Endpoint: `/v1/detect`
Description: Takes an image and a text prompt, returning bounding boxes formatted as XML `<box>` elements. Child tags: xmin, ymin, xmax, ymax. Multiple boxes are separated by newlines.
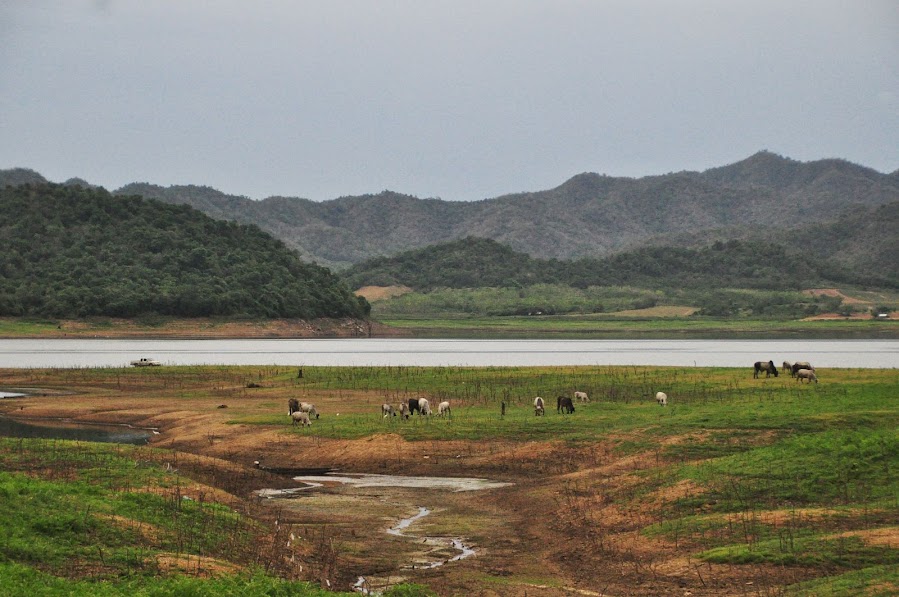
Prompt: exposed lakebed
<box><xmin>258</xmin><ymin>472</ymin><xmax>512</xmax><ymax>593</ymax></box>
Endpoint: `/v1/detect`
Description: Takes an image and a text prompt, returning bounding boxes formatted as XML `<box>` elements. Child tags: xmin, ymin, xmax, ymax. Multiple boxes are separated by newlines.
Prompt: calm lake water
<box><xmin>0</xmin><ymin>338</ymin><xmax>896</xmax><ymax>368</ymax></box>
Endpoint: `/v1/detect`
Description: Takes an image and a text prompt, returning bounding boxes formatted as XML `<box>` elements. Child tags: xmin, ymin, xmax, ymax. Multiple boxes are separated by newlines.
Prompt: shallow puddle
<box><xmin>257</xmin><ymin>472</ymin><xmax>511</xmax><ymax>499</ymax></box>
<box><xmin>0</xmin><ymin>416</ymin><xmax>155</xmax><ymax>445</ymax></box>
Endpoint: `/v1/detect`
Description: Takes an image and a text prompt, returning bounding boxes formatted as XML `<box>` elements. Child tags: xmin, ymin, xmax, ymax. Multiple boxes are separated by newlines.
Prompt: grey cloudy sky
<box><xmin>2</xmin><ymin>1</ymin><xmax>897</xmax><ymax>201</ymax></box>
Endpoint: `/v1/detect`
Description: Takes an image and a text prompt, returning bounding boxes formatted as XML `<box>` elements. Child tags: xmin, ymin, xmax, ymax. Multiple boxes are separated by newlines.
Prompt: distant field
<box><xmin>378</xmin><ymin>314</ymin><xmax>899</xmax><ymax>338</ymax></box>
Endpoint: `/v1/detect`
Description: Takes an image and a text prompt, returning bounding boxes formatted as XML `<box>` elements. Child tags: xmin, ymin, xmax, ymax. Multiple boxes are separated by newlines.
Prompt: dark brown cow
<box><xmin>557</xmin><ymin>396</ymin><xmax>575</xmax><ymax>414</ymax></box>
<box><xmin>753</xmin><ymin>361</ymin><xmax>779</xmax><ymax>379</ymax></box>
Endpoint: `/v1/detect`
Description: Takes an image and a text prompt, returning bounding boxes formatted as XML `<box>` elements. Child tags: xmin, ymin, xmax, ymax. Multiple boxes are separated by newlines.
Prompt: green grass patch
<box><xmin>678</xmin><ymin>429</ymin><xmax>899</xmax><ymax>510</ymax></box>
<box><xmin>698</xmin><ymin>535</ymin><xmax>899</xmax><ymax>569</ymax></box>
<box><xmin>783</xmin><ymin>564</ymin><xmax>899</xmax><ymax>596</ymax></box>
<box><xmin>0</xmin><ymin>438</ymin><xmax>325</xmax><ymax>593</ymax></box>
<box><xmin>0</xmin><ymin>562</ymin><xmax>349</xmax><ymax>596</ymax></box>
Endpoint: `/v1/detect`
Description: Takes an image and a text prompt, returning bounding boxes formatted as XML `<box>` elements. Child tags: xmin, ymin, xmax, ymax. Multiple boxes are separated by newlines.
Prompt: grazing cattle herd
<box><xmin>283</xmin><ymin>359</ymin><xmax>818</xmax><ymax>426</ymax></box>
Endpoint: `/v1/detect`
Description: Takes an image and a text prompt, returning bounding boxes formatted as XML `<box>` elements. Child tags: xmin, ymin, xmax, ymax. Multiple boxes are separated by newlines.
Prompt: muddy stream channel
<box><xmin>257</xmin><ymin>473</ymin><xmax>513</xmax><ymax>595</ymax></box>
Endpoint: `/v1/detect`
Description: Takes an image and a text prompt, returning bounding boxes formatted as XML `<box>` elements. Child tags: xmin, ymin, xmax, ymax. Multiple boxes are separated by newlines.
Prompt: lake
<box><xmin>0</xmin><ymin>338</ymin><xmax>897</xmax><ymax>368</ymax></box>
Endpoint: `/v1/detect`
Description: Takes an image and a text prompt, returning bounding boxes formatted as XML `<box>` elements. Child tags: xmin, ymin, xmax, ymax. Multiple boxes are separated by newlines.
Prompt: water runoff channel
<box><xmin>257</xmin><ymin>473</ymin><xmax>513</xmax><ymax>594</ymax></box>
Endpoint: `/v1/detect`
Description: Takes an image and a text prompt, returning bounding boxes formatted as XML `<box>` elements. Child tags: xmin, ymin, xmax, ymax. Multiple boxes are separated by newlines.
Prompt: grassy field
<box><xmin>378</xmin><ymin>314</ymin><xmax>899</xmax><ymax>338</ymax></box>
<box><xmin>0</xmin><ymin>364</ymin><xmax>897</xmax><ymax>595</ymax></box>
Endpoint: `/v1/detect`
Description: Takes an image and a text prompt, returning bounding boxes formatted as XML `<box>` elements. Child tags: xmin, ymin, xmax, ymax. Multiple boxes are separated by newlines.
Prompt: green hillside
<box><xmin>342</xmin><ymin>236</ymin><xmax>878</xmax><ymax>292</ymax></box>
<box><xmin>0</xmin><ymin>184</ymin><xmax>369</xmax><ymax>319</ymax></box>
<box><xmin>4</xmin><ymin>153</ymin><xmax>897</xmax><ymax>271</ymax></box>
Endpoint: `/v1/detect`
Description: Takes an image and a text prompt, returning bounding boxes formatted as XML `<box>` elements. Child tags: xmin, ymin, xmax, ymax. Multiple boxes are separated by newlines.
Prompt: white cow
<box><xmin>382</xmin><ymin>403</ymin><xmax>396</xmax><ymax>418</ymax></box>
<box><xmin>574</xmin><ymin>391</ymin><xmax>589</xmax><ymax>403</ymax></box>
<box><xmin>534</xmin><ymin>396</ymin><xmax>545</xmax><ymax>416</ymax></box>
<box><xmin>796</xmin><ymin>369</ymin><xmax>818</xmax><ymax>384</ymax></box>
<box><xmin>437</xmin><ymin>401</ymin><xmax>451</xmax><ymax>416</ymax></box>
<box><xmin>655</xmin><ymin>392</ymin><xmax>668</xmax><ymax>406</ymax></box>
<box><xmin>299</xmin><ymin>402</ymin><xmax>319</xmax><ymax>419</ymax></box>
<box><xmin>290</xmin><ymin>411</ymin><xmax>311</xmax><ymax>427</ymax></box>
<box><xmin>418</xmin><ymin>397</ymin><xmax>431</xmax><ymax>416</ymax></box>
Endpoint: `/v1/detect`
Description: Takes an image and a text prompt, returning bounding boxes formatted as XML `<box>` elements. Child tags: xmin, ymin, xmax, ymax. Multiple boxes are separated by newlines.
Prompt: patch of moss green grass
<box><xmin>677</xmin><ymin>429</ymin><xmax>899</xmax><ymax>510</ymax></box>
<box><xmin>782</xmin><ymin>564</ymin><xmax>899</xmax><ymax>596</ymax></box>
<box><xmin>0</xmin><ymin>317</ymin><xmax>61</xmax><ymax>336</ymax></box>
<box><xmin>698</xmin><ymin>535</ymin><xmax>899</xmax><ymax>568</ymax></box>
<box><xmin>0</xmin><ymin>438</ymin><xmax>347</xmax><ymax>595</ymax></box>
<box><xmin>0</xmin><ymin>562</ymin><xmax>348</xmax><ymax>596</ymax></box>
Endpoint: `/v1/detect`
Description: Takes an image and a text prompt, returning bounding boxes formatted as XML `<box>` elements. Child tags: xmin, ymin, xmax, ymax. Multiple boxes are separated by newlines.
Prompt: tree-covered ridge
<box><xmin>0</xmin><ymin>184</ymin><xmax>369</xmax><ymax>319</ymax></box>
<box><xmin>4</xmin><ymin>152</ymin><xmax>897</xmax><ymax>271</ymax></box>
<box><xmin>342</xmin><ymin>236</ymin><xmax>892</xmax><ymax>292</ymax></box>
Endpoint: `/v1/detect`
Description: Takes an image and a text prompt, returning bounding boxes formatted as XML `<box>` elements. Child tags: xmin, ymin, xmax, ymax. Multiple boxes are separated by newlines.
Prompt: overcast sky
<box><xmin>2</xmin><ymin>1</ymin><xmax>897</xmax><ymax>201</ymax></box>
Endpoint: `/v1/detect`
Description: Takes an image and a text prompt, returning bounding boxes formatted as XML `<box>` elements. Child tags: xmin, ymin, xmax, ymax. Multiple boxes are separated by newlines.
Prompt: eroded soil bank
<box><xmin>0</xmin><ymin>372</ymin><xmax>856</xmax><ymax>596</ymax></box>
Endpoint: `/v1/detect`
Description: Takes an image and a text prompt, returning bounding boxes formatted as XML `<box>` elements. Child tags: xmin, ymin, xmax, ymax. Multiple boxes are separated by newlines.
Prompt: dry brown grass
<box><xmin>354</xmin><ymin>285</ymin><xmax>414</xmax><ymax>302</ymax></box>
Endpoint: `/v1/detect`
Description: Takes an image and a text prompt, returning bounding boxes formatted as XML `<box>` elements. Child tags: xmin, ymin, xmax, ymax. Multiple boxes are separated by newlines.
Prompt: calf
<box><xmin>382</xmin><ymin>403</ymin><xmax>396</xmax><ymax>418</ymax></box>
<box><xmin>574</xmin><ymin>391</ymin><xmax>589</xmax><ymax>403</ymax></box>
<box><xmin>534</xmin><ymin>396</ymin><xmax>545</xmax><ymax>416</ymax></box>
<box><xmin>655</xmin><ymin>391</ymin><xmax>668</xmax><ymax>406</ymax></box>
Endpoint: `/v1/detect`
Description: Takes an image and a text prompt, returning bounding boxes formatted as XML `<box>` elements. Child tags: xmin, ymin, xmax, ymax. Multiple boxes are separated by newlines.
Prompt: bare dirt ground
<box><xmin>802</xmin><ymin>288</ymin><xmax>871</xmax><ymax>305</ymax></box>
<box><xmin>355</xmin><ymin>285</ymin><xmax>414</xmax><ymax>302</ymax></box>
<box><xmin>0</xmin><ymin>373</ymin><xmax>825</xmax><ymax>596</ymax></box>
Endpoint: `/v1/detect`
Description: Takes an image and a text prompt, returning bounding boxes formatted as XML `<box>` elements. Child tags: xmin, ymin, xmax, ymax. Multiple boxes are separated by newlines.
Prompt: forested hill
<box><xmin>341</xmin><ymin>236</ymin><xmax>895</xmax><ymax>292</ymax></box>
<box><xmin>0</xmin><ymin>184</ymin><xmax>369</xmax><ymax>319</ymax></box>
<box><xmin>6</xmin><ymin>152</ymin><xmax>897</xmax><ymax>270</ymax></box>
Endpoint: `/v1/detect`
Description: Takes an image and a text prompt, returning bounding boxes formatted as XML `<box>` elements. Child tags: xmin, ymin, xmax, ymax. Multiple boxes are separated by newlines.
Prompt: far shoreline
<box><xmin>0</xmin><ymin>315</ymin><xmax>896</xmax><ymax>340</ymax></box>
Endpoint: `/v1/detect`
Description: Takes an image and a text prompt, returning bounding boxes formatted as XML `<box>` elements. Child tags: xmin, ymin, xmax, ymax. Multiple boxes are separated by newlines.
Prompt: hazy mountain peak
<box><xmin>0</xmin><ymin>167</ymin><xmax>48</xmax><ymax>187</ymax></box>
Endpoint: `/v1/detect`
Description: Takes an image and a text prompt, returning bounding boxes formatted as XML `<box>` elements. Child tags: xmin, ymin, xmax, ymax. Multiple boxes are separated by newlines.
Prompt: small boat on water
<box><xmin>130</xmin><ymin>357</ymin><xmax>161</xmax><ymax>367</ymax></box>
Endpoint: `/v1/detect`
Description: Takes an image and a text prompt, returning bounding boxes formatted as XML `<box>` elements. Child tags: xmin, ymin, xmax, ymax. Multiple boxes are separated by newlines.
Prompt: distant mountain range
<box><xmin>3</xmin><ymin>152</ymin><xmax>898</xmax><ymax>272</ymax></box>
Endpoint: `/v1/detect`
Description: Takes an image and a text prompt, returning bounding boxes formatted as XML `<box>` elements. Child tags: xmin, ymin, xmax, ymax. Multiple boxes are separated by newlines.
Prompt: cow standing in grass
<box><xmin>290</xmin><ymin>411</ymin><xmax>311</xmax><ymax>427</ymax></box>
<box><xmin>791</xmin><ymin>362</ymin><xmax>814</xmax><ymax>377</ymax></box>
<box><xmin>557</xmin><ymin>396</ymin><xmax>575</xmax><ymax>414</ymax></box>
<box><xmin>796</xmin><ymin>369</ymin><xmax>818</xmax><ymax>383</ymax></box>
<box><xmin>753</xmin><ymin>361</ymin><xmax>779</xmax><ymax>378</ymax></box>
